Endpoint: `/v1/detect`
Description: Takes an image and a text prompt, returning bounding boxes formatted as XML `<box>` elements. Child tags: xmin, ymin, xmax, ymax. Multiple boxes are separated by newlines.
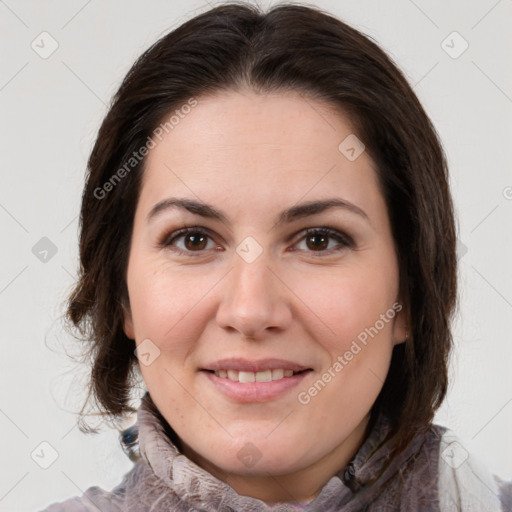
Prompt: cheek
<box><xmin>129</xmin><ymin>265</ymin><xmax>205</xmax><ymax>402</ymax></box>
<box><xmin>291</xmin><ymin>264</ymin><xmax>397</xmax><ymax>341</ymax></box>
<box><xmin>126</xmin><ymin>261</ymin><xmax>181</xmax><ymax>356</ymax></box>
<box><xmin>126</xmin><ymin>256</ymin><xmax>221</xmax><ymax>371</ymax></box>
<box><xmin>127</xmin><ymin>254</ymin><xmax>195</xmax><ymax>334</ymax></box>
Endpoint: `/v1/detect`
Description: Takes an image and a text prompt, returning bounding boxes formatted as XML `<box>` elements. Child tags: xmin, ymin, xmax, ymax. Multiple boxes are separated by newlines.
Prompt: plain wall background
<box><xmin>1</xmin><ymin>1</ymin><xmax>511</xmax><ymax>510</ymax></box>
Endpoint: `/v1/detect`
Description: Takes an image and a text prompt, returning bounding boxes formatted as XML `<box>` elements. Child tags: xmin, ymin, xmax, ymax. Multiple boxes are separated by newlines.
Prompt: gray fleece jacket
<box><xmin>40</xmin><ymin>393</ymin><xmax>511</xmax><ymax>511</ymax></box>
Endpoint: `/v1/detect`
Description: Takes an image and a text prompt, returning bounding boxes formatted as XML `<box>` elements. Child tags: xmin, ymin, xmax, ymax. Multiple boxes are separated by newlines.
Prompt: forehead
<box><xmin>149</xmin><ymin>89</ymin><xmax>360</xmax><ymax>164</ymax></box>
<box><xmin>138</xmin><ymin>89</ymin><xmax>384</xmax><ymax>224</ymax></box>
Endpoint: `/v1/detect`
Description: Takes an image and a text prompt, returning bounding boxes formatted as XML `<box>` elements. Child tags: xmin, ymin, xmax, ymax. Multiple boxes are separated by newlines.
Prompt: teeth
<box><xmin>239</xmin><ymin>371</ymin><xmax>255</xmax><ymax>383</ymax></box>
<box><xmin>213</xmin><ymin>369</ymin><xmax>302</xmax><ymax>382</ymax></box>
<box><xmin>271</xmin><ymin>369</ymin><xmax>284</xmax><ymax>380</ymax></box>
<box><xmin>255</xmin><ymin>370</ymin><xmax>272</xmax><ymax>382</ymax></box>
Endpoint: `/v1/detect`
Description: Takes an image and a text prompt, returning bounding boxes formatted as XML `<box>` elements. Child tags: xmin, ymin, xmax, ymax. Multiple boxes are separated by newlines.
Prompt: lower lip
<box><xmin>201</xmin><ymin>370</ymin><xmax>312</xmax><ymax>403</ymax></box>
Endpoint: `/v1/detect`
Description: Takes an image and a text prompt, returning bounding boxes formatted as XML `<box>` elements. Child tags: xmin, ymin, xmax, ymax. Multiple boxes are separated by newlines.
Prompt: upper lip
<box><xmin>202</xmin><ymin>358</ymin><xmax>312</xmax><ymax>373</ymax></box>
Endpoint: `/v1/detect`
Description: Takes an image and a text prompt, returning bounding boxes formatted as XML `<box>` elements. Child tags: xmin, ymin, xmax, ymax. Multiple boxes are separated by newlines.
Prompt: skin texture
<box><xmin>123</xmin><ymin>89</ymin><xmax>407</xmax><ymax>503</ymax></box>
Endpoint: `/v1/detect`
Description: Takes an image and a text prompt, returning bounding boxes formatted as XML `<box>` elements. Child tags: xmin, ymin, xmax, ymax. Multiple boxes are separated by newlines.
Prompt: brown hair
<box><xmin>68</xmin><ymin>1</ymin><xmax>457</xmax><ymax>452</ymax></box>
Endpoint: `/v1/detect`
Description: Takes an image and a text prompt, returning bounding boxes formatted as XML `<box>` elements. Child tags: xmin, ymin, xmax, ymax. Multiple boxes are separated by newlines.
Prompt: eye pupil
<box><xmin>185</xmin><ymin>233</ymin><xmax>207</xmax><ymax>250</ymax></box>
<box><xmin>306</xmin><ymin>234</ymin><xmax>329</xmax><ymax>251</ymax></box>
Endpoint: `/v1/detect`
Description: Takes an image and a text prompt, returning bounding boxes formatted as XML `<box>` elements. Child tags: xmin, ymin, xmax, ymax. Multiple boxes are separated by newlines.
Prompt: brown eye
<box><xmin>294</xmin><ymin>227</ymin><xmax>352</xmax><ymax>254</ymax></box>
<box><xmin>305</xmin><ymin>233</ymin><xmax>329</xmax><ymax>251</ymax></box>
<box><xmin>161</xmin><ymin>227</ymin><xmax>217</xmax><ymax>254</ymax></box>
<box><xmin>183</xmin><ymin>232</ymin><xmax>208</xmax><ymax>251</ymax></box>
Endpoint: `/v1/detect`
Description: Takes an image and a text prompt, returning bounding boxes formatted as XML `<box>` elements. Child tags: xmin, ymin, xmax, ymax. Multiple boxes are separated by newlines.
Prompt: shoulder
<box><xmin>37</xmin><ymin>462</ymin><xmax>143</xmax><ymax>512</ymax></box>
<box><xmin>38</xmin><ymin>488</ymin><xmax>122</xmax><ymax>512</ymax></box>
<box><xmin>38</xmin><ymin>452</ymin><xmax>186</xmax><ymax>512</ymax></box>
<box><xmin>437</xmin><ymin>427</ymin><xmax>512</xmax><ymax>512</ymax></box>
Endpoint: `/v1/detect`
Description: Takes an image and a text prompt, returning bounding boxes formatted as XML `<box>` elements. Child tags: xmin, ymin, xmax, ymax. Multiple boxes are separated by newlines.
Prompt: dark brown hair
<box><xmin>68</xmin><ymin>1</ymin><xmax>457</xmax><ymax>452</ymax></box>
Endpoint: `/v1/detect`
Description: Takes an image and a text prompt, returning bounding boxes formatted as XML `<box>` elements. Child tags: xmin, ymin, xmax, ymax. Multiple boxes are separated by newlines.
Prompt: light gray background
<box><xmin>1</xmin><ymin>1</ymin><xmax>511</xmax><ymax>510</ymax></box>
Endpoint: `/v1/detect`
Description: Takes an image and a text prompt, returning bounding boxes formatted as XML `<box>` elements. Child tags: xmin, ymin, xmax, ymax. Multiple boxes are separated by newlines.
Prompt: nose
<box><xmin>215</xmin><ymin>252</ymin><xmax>293</xmax><ymax>340</ymax></box>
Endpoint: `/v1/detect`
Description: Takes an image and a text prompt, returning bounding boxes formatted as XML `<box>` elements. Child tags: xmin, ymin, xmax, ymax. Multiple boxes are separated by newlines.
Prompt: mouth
<box><xmin>203</xmin><ymin>368</ymin><xmax>310</xmax><ymax>383</ymax></box>
<box><xmin>200</xmin><ymin>358</ymin><xmax>313</xmax><ymax>402</ymax></box>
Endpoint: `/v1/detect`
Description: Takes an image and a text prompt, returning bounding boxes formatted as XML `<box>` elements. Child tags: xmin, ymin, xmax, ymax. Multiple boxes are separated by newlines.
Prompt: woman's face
<box><xmin>124</xmin><ymin>90</ymin><xmax>407</xmax><ymax>500</ymax></box>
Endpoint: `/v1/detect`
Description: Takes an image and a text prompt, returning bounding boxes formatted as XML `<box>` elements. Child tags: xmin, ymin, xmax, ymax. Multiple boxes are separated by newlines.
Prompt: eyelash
<box><xmin>159</xmin><ymin>226</ymin><xmax>353</xmax><ymax>257</ymax></box>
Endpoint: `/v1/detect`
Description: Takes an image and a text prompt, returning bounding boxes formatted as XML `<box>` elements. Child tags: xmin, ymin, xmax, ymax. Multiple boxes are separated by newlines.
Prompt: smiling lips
<box><xmin>213</xmin><ymin>368</ymin><xmax>299</xmax><ymax>382</ymax></box>
<box><xmin>202</xmin><ymin>357</ymin><xmax>312</xmax><ymax>387</ymax></box>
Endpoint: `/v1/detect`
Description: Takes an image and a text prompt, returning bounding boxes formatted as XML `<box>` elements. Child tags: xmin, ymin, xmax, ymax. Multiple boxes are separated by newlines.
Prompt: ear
<box><xmin>122</xmin><ymin>301</ymin><xmax>135</xmax><ymax>340</ymax></box>
<box><xmin>391</xmin><ymin>300</ymin><xmax>409</xmax><ymax>346</ymax></box>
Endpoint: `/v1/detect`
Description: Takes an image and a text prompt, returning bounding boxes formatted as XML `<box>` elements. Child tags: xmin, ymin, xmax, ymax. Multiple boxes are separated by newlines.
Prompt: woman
<box><xmin>41</xmin><ymin>2</ymin><xmax>511</xmax><ymax>511</ymax></box>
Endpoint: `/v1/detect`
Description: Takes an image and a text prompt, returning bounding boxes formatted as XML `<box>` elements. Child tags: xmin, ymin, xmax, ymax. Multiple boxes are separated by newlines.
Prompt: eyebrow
<box><xmin>146</xmin><ymin>197</ymin><xmax>370</xmax><ymax>227</ymax></box>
